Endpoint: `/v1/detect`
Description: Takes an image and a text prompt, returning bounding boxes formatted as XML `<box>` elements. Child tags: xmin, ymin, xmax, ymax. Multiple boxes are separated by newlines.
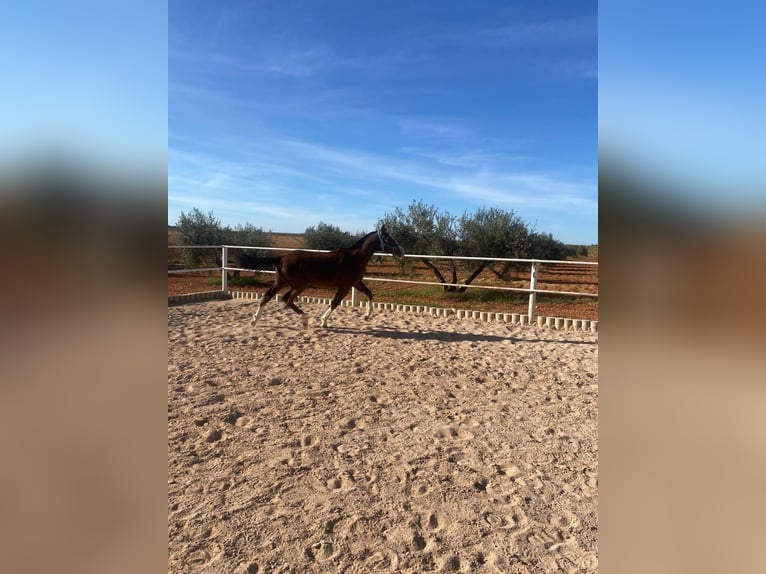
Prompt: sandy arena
<box><xmin>168</xmin><ymin>298</ymin><xmax>598</xmax><ymax>573</ymax></box>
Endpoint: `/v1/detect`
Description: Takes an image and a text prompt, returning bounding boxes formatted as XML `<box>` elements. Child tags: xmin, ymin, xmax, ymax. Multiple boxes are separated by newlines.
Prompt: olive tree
<box><xmin>527</xmin><ymin>232</ymin><xmax>577</xmax><ymax>260</ymax></box>
<box><xmin>175</xmin><ymin>209</ymin><xmax>271</xmax><ymax>274</ymax></box>
<box><xmin>380</xmin><ymin>202</ymin><xmax>574</xmax><ymax>291</ymax></box>
<box><xmin>379</xmin><ymin>200</ymin><xmax>459</xmax><ymax>284</ymax></box>
<box><xmin>227</xmin><ymin>223</ymin><xmax>271</xmax><ymax>278</ymax></box>
<box><xmin>457</xmin><ymin>207</ymin><xmax>531</xmax><ymax>291</ymax></box>
<box><xmin>175</xmin><ymin>208</ymin><xmax>228</xmax><ymax>268</ymax></box>
<box><xmin>229</xmin><ymin>223</ymin><xmax>270</xmax><ymax>248</ymax></box>
<box><xmin>303</xmin><ymin>222</ymin><xmax>355</xmax><ymax>250</ymax></box>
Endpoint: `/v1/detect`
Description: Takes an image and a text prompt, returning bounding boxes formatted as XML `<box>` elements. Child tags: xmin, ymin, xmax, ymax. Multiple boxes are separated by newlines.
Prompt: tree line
<box><xmin>377</xmin><ymin>201</ymin><xmax>584</xmax><ymax>291</ymax></box>
<box><xmin>173</xmin><ymin>209</ymin><xmax>270</xmax><ymax>269</ymax></box>
<box><xmin>174</xmin><ymin>202</ymin><xmax>589</xmax><ymax>290</ymax></box>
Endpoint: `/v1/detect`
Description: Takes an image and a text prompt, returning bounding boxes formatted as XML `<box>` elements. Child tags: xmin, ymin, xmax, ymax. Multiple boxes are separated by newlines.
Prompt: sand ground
<box><xmin>168</xmin><ymin>299</ymin><xmax>598</xmax><ymax>573</ymax></box>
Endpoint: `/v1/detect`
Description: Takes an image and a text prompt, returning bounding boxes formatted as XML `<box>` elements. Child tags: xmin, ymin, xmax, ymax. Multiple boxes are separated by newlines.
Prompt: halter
<box><xmin>376</xmin><ymin>228</ymin><xmax>402</xmax><ymax>254</ymax></box>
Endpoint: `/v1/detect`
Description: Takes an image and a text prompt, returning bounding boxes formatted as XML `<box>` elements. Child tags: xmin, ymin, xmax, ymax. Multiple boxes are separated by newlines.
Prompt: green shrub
<box><xmin>303</xmin><ymin>222</ymin><xmax>355</xmax><ymax>250</ymax></box>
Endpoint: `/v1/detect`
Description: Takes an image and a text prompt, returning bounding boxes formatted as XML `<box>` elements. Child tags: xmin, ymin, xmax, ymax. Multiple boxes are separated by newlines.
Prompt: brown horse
<box><xmin>238</xmin><ymin>225</ymin><xmax>405</xmax><ymax>327</ymax></box>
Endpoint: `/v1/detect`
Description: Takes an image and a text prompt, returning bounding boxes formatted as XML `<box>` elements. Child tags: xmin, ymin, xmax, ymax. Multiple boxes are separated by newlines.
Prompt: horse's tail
<box><xmin>237</xmin><ymin>251</ymin><xmax>283</xmax><ymax>270</ymax></box>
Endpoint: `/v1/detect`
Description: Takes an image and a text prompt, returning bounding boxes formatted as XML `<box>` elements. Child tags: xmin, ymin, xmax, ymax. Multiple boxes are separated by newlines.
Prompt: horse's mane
<box><xmin>345</xmin><ymin>230</ymin><xmax>376</xmax><ymax>251</ymax></box>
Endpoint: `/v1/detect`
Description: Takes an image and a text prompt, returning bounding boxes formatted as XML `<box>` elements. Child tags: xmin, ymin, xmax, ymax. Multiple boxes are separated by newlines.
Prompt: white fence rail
<box><xmin>168</xmin><ymin>245</ymin><xmax>598</xmax><ymax>323</ymax></box>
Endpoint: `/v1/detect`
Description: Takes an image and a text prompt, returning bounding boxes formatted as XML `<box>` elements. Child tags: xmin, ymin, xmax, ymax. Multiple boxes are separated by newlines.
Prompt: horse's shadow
<box><xmin>324</xmin><ymin>326</ymin><xmax>597</xmax><ymax>345</ymax></box>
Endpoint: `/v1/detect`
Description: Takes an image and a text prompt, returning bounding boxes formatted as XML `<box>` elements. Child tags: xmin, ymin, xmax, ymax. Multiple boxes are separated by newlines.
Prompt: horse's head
<box><xmin>377</xmin><ymin>225</ymin><xmax>405</xmax><ymax>258</ymax></box>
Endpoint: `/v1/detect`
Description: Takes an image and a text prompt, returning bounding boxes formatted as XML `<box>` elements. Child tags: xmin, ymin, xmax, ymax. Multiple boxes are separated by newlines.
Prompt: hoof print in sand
<box><xmin>305</xmin><ymin>540</ymin><xmax>337</xmax><ymax>563</ymax></box>
<box><xmin>434</xmin><ymin>425</ymin><xmax>474</xmax><ymax>441</ymax></box>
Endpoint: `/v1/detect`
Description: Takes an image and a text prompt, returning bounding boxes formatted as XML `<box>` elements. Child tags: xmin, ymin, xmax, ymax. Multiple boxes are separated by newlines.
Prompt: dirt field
<box><xmin>168</xmin><ymin>299</ymin><xmax>598</xmax><ymax>572</ymax></box>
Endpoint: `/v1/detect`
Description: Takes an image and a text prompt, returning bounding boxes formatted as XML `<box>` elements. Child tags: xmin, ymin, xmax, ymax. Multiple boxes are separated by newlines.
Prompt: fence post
<box><xmin>527</xmin><ymin>261</ymin><xmax>538</xmax><ymax>324</ymax></box>
<box><xmin>221</xmin><ymin>246</ymin><xmax>229</xmax><ymax>293</ymax></box>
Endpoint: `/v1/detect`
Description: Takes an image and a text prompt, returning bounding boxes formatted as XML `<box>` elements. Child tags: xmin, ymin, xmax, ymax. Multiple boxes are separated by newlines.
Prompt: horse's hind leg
<box><xmin>354</xmin><ymin>281</ymin><xmax>374</xmax><ymax>319</ymax></box>
<box><xmin>320</xmin><ymin>286</ymin><xmax>351</xmax><ymax>328</ymax></box>
<box><xmin>283</xmin><ymin>288</ymin><xmax>309</xmax><ymax>328</ymax></box>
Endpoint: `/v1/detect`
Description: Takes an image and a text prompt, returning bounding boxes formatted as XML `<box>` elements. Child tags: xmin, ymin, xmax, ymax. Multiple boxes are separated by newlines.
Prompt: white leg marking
<box><xmin>320</xmin><ymin>306</ymin><xmax>333</xmax><ymax>328</ymax></box>
<box><xmin>251</xmin><ymin>304</ymin><xmax>262</xmax><ymax>323</ymax></box>
<box><xmin>364</xmin><ymin>300</ymin><xmax>372</xmax><ymax>319</ymax></box>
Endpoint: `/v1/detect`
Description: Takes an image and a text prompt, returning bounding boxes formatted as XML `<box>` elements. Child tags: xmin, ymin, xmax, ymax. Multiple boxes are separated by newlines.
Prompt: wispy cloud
<box><xmin>398</xmin><ymin>118</ymin><xmax>474</xmax><ymax>141</ymax></box>
<box><xmin>168</xmin><ymin>173</ymin><xmax>231</xmax><ymax>189</ymax></box>
<box><xmin>532</xmin><ymin>58</ymin><xmax>598</xmax><ymax>81</ymax></box>
<box><xmin>172</xmin><ymin>46</ymin><xmax>327</xmax><ymax>77</ymax></box>
<box><xmin>401</xmin><ymin>147</ymin><xmax>530</xmax><ymax>168</ymax></box>
<box><xmin>478</xmin><ymin>15</ymin><xmax>597</xmax><ymax>83</ymax></box>
<box><xmin>170</xmin><ymin>134</ymin><xmax>595</xmax><ymax>228</ymax></box>
<box><xmin>481</xmin><ymin>15</ymin><xmax>597</xmax><ymax>45</ymax></box>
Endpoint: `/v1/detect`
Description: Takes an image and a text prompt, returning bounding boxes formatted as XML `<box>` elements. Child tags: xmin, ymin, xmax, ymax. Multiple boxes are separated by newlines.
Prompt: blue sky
<box><xmin>0</xmin><ymin>1</ymin><xmax>166</xmax><ymax>173</ymax></box>
<box><xmin>169</xmin><ymin>0</ymin><xmax>598</xmax><ymax>244</ymax></box>
<box><xmin>599</xmin><ymin>1</ymin><xmax>765</xmax><ymax>212</ymax></box>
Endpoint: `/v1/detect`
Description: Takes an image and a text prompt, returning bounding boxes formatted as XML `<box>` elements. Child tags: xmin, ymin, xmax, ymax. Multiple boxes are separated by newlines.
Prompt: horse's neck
<box><xmin>351</xmin><ymin>232</ymin><xmax>378</xmax><ymax>263</ymax></box>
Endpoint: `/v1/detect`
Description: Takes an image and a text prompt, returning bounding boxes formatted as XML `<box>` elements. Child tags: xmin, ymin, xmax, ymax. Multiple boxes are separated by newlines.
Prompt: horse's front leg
<box><xmin>354</xmin><ymin>281</ymin><xmax>374</xmax><ymax>320</ymax></box>
<box><xmin>253</xmin><ymin>281</ymin><xmax>282</xmax><ymax>323</ymax></box>
<box><xmin>320</xmin><ymin>287</ymin><xmax>351</xmax><ymax>327</ymax></box>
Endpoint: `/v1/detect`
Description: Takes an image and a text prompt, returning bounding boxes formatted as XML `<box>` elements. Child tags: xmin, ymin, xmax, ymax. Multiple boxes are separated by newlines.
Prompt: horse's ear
<box><xmin>380</xmin><ymin>224</ymin><xmax>387</xmax><ymax>233</ymax></box>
